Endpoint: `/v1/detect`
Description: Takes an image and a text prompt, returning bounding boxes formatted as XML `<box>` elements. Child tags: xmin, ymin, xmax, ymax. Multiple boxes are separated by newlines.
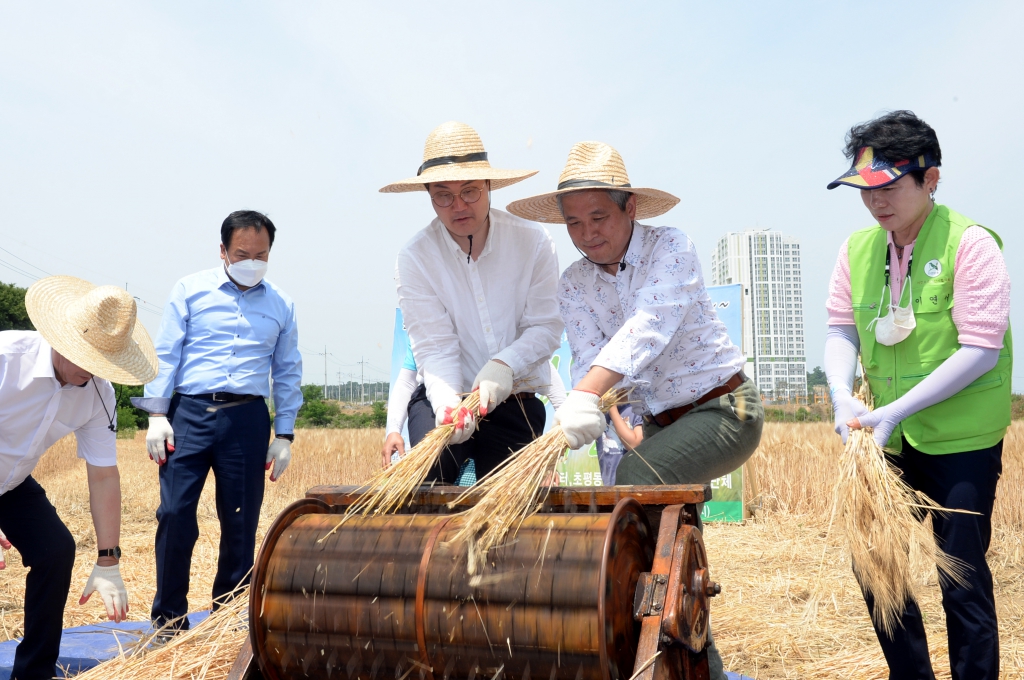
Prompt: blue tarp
<box><xmin>0</xmin><ymin>613</ymin><xmax>754</xmax><ymax>680</ymax></box>
<box><xmin>0</xmin><ymin>612</ymin><xmax>209</xmax><ymax>680</ymax></box>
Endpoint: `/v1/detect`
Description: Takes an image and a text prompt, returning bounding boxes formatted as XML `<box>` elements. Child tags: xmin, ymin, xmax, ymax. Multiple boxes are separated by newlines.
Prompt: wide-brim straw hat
<box><xmin>379</xmin><ymin>121</ymin><xmax>537</xmax><ymax>193</ymax></box>
<box><xmin>26</xmin><ymin>276</ymin><xmax>159</xmax><ymax>385</ymax></box>
<box><xmin>505</xmin><ymin>141</ymin><xmax>680</xmax><ymax>224</ymax></box>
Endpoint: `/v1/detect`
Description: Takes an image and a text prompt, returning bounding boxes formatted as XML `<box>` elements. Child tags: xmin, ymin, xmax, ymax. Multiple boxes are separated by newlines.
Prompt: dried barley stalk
<box><xmin>338</xmin><ymin>391</ymin><xmax>482</xmax><ymax>521</ymax></box>
<box><xmin>449</xmin><ymin>388</ymin><xmax>627</xmax><ymax>574</ymax></box>
<box><xmin>834</xmin><ymin>383</ymin><xmax>967</xmax><ymax>636</ymax></box>
<box><xmin>74</xmin><ymin>592</ymin><xmax>249</xmax><ymax>680</ymax></box>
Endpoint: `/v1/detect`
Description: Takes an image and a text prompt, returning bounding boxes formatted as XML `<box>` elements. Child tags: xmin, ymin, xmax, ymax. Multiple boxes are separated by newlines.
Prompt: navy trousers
<box><xmin>407</xmin><ymin>385</ymin><xmax>546</xmax><ymax>484</ymax></box>
<box><xmin>0</xmin><ymin>476</ymin><xmax>76</xmax><ymax>680</ymax></box>
<box><xmin>860</xmin><ymin>437</ymin><xmax>1002</xmax><ymax>680</ymax></box>
<box><xmin>152</xmin><ymin>394</ymin><xmax>271</xmax><ymax>628</ymax></box>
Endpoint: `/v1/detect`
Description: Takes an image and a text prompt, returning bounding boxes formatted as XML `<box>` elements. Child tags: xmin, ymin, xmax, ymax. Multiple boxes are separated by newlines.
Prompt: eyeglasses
<box><xmin>430</xmin><ymin>186</ymin><xmax>484</xmax><ymax>208</ymax></box>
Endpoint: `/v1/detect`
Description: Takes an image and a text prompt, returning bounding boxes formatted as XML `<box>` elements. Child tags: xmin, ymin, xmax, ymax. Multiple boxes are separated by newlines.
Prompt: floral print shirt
<box><xmin>558</xmin><ymin>224</ymin><xmax>745</xmax><ymax>415</ymax></box>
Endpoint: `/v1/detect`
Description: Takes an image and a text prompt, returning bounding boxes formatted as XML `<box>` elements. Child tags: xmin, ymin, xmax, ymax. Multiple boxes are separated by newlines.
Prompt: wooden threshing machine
<box><xmin>230</xmin><ymin>484</ymin><xmax>720</xmax><ymax>680</ymax></box>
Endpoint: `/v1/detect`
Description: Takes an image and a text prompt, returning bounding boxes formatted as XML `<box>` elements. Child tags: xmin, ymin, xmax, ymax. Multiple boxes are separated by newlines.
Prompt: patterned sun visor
<box><xmin>827</xmin><ymin>146</ymin><xmax>938</xmax><ymax>190</ymax></box>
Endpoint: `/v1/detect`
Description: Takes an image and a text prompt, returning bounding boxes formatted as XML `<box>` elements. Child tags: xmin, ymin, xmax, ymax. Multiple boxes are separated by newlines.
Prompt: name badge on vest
<box><xmin>924</xmin><ymin>259</ymin><xmax>942</xmax><ymax>277</ymax></box>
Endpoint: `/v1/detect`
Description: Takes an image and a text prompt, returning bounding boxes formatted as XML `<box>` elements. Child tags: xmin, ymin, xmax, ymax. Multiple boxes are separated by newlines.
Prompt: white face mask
<box><xmin>866</xmin><ymin>277</ymin><xmax>915</xmax><ymax>346</ymax></box>
<box><xmin>225</xmin><ymin>258</ymin><xmax>268</xmax><ymax>287</ymax></box>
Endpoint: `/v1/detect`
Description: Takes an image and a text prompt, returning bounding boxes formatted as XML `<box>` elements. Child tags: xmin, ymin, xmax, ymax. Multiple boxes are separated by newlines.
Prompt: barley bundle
<box><xmin>74</xmin><ymin>592</ymin><xmax>249</xmax><ymax>680</ymax></box>
<box><xmin>449</xmin><ymin>388</ymin><xmax>626</xmax><ymax>574</ymax></box>
<box><xmin>832</xmin><ymin>393</ymin><xmax>966</xmax><ymax>636</ymax></box>
<box><xmin>340</xmin><ymin>391</ymin><xmax>481</xmax><ymax>520</ymax></box>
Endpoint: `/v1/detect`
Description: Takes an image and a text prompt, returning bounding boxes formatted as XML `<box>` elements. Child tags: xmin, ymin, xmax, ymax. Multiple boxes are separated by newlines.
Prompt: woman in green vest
<box><xmin>823</xmin><ymin>110</ymin><xmax>1011</xmax><ymax>680</ymax></box>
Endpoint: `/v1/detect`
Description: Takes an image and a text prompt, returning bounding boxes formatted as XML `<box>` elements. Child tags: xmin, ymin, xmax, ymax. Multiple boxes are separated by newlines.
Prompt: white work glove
<box><xmin>436</xmin><ymin>398</ymin><xmax>476</xmax><ymax>445</ymax></box>
<box><xmin>266</xmin><ymin>438</ymin><xmax>292</xmax><ymax>482</ymax></box>
<box><xmin>146</xmin><ymin>416</ymin><xmax>175</xmax><ymax>465</ymax></box>
<box><xmin>79</xmin><ymin>563</ymin><xmax>129</xmax><ymax>622</ymax></box>
<box><xmin>0</xmin><ymin>528</ymin><xmax>10</xmax><ymax>569</ymax></box>
<box><xmin>851</xmin><ymin>403</ymin><xmax>902</xmax><ymax>449</ymax></box>
<box><xmin>831</xmin><ymin>391</ymin><xmax>869</xmax><ymax>445</ymax></box>
<box><xmin>472</xmin><ymin>360</ymin><xmax>514</xmax><ymax>416</ymax></box>
<box><xmin>555</xmin><ymin>390</ymin><xmax>605</xmax><ymax>450</ymax></box>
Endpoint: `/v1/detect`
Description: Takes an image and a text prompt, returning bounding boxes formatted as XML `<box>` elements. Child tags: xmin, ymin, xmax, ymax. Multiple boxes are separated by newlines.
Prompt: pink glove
<box><xmin>438</xmin><ymin>402</ymin><xmax>476</xmax><ymax>445</ymax></box>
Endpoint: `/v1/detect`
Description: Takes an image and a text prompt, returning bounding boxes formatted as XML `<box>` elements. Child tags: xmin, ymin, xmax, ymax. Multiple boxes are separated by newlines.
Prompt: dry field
<box><xmin>0</xmin><ymin>423</ymin><xmax>1020</xmax><ymax>678</ymax></box>
<box><xmin>709</xmin><ymin>422</ymin><xmax>1023</xmax><ymax>678</ymax></box>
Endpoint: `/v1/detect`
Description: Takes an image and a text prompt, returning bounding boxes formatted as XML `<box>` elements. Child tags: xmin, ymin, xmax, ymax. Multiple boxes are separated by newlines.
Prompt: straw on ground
<box><xmin>4</xmin><ymin>422</ymin><xmax>1021</xmax><ymax>678</ymax></box>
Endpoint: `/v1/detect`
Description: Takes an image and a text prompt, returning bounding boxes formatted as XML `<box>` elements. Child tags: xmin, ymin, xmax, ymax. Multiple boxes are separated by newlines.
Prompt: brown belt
<box><xmin>511</xmin><ymin>392</ymin><xmax>536</xmax><ymax>400</ymax></box>
<box><xmin>646</xmin><ymin>371</ymin><xmax>745</xmax><ymax>428</ymax></box>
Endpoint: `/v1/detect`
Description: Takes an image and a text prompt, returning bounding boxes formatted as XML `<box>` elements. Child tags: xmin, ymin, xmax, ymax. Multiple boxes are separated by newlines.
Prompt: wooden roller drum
<box><xmin>245</xmin><ymin>486</ymin><xmax>719</xmax><ymax>680</ymax></box>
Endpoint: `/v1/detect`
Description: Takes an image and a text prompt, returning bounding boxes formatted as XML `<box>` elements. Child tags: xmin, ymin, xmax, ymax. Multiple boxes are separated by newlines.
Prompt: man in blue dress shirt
<box><xmin>132</xmin><ymin>210</ymin><xmax>302</xmax><ymax>631</ymax></box>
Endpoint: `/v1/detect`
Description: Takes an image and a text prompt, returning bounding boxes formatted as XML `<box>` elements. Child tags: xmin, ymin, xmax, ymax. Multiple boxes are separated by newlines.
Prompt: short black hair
<box><xmin>221</xmin><ymin>210</ymin><xmax>276</xmax><ymax>249</ymax></box>
<box><xmin>843</xmin><ymin>111</ymin><xmax>941</xmax><ymax>187</ymax></box>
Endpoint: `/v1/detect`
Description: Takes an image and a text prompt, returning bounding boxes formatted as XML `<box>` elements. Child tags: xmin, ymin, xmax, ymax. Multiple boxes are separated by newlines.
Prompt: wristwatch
<box><xmin>276</xmin><ymin>433</ymin><xmax>294</xmax><ymax>442</ymax></box>
<box><xmin>98</xmin><ymin>546</ymin><xmax>122</xmax><ymax>559</ymax></box>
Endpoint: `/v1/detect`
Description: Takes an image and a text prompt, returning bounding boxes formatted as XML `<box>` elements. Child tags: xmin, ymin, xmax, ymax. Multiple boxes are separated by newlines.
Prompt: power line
<box><xmin>0</xmin><ymin>259</ymin><xmax>45</xmax><ymax>281</ymax></box>
<box><xmin>0</xmin><ymin>240</ymin><xmax>167</xmax><ymax>319</ymax></box>
<box><xmin>0</xmin><ymin>246</ymin><xmax>52</xmax><ymax>277</ymax></box>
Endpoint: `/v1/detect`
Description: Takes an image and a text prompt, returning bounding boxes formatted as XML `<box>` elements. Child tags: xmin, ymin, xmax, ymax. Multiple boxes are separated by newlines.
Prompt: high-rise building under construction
<box><xmin>710</xmin><ymin>231</ymin><xmax>807</xmax><ymax>401</ymax></box>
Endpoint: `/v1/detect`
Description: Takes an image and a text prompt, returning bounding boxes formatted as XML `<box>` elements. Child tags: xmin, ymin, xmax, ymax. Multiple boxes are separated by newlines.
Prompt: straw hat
<box><xmin>26</xmin><ymin>276</ymin><xmax>159</xmax><ymax>385</ymax></box>
<box><xmin>379</xmin><ymin>121</ymin><xmax>537</xmax><ymax>193</ymax></box>
<box><xmin>505</xmin><ymin>141</ymin><xmax>680</xmax><ymax>224</ymax></box>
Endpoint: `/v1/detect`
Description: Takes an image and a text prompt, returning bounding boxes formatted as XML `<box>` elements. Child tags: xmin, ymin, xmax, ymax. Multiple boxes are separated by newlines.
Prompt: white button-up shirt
<box><xmin>0</xmin><ymin>331</ymin><xmax>117</xmax><ymax>496</ymax></box>
<box><xmin>558</xmin><ymin>224</ymin><xmax>746</xmax><ymax>415</ymax></box>
<box><xmin>396</xmin><ymin>209</ymin><xmax>563</xmax><ymax>410</ymax></box>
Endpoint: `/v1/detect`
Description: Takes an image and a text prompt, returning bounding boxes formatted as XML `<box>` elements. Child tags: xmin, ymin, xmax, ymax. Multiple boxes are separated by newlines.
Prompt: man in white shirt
<box><xmin>381</xmin><ymin>121</ymin><xmax>563</xmax><ymax>482</ymax></box>
<box><xmin>508</xmin><ymin>141</ymin><xmax>761</xmax><ymax>680</ymax></box>
<box><xmin>507</xmin><ymin>142</ymin><xmax>764</xmax><ymax>486</ymax></box>
<box><xmin>0</xmin><ymin>276</ymin><xmax>157</xmax><ymax>680</ymax></box>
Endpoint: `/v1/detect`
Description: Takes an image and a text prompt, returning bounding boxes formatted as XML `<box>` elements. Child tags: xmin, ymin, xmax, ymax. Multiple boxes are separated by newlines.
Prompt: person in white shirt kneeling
<box><xmin>382</xmin><ymin>121</ymin><xmax>563</xmax><ymax>483</ymax></box>
<box><xmin>507</xmin><ymin>142</ymin><xmax>764</xmax><ymax>488</ymax></box>
<box><xmin>508</xmin><ymin>141</ymin><xmax>762</xmax><ymax>680</ymax></box>
<box><xmin>0</xmin><ymin>276</ymin><xmax>158</xmax><ymax>680</ymax></box>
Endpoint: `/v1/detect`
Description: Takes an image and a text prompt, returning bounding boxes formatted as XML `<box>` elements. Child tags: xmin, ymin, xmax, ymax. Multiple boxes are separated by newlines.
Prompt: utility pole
<box><xmin>317</xmin><ymin>346</ymin><xmax>331</xmax><ymax>399</ymax></box>
<box><xmin>361</xmin><ymin>357</ymin><xmax>365</xmax><ymax>404</ymax></box>
<box><xmin>337</xmin><ymin>371</ymin><xmax>342</xmax><ymax>403</ymax></box>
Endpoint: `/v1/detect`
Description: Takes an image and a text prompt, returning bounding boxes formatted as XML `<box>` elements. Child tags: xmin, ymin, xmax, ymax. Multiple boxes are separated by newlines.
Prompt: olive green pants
<box><xmin>616</xmin><ymin>376</ymin><xmax>763</xmax><ymax>680</ymax></box>
<box><xmin>616</xmin><ymin>376</ymin><xmax>764</xmax><ymax>486</ymax></box>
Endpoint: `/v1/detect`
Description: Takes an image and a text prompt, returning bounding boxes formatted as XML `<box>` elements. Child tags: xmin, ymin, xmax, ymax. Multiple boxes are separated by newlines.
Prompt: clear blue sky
<box><xmin>1</xmin><ymin>2</ymin><xmax>1021</xmax><ymax>389</ymax></box>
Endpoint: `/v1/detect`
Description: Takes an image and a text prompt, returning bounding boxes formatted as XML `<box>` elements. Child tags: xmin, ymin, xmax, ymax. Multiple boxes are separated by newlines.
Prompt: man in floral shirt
<box><xmin>507</xmin><ymin>142</ymin><xmax>763</xmax><ymax>488</ymax></box>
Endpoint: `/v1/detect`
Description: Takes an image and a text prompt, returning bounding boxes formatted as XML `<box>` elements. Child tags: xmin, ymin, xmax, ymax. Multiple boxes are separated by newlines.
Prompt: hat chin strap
<box><xmin>576</xmin><ymin>221</ymin><xmax>634</xmax><ymax>272</ymax></box>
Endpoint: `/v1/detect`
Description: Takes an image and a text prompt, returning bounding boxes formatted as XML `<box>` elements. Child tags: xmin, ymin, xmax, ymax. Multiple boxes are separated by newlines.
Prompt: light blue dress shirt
<box><xmin>133</xmin><ymin>267</ymin><xmax>303</xmax><ymax>433</ymax></box>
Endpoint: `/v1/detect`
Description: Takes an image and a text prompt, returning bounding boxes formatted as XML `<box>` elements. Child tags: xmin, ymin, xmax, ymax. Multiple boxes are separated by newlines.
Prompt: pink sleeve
<box><xmin>952</xmin><ymin>226</ymin><xmax>1011</xmax><ymax>348</ymax></box>
<box><xmin>826</xmin><ymin>239</ymin><xmax>855</xmax><ymax>325</ymax></box>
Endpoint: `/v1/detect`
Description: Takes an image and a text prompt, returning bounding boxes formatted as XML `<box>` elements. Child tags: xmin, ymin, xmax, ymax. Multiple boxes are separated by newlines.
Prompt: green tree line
<box><xmin>0</xmin><ymin>280</ymin><xmax>1019</xmax><ymax>425</ymax></box>
<box><xmin>297</xmin><ymin>384</ymin><xmax>386</xmax><ymax>428</ymax></box>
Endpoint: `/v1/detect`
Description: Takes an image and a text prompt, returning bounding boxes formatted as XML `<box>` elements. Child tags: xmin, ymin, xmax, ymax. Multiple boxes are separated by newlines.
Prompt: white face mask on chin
<box><xmin>866</xmin><ymin>277</ymin><xmax>916</xmax><ymax>346</ymax></box>
<box><xmin>226</xmin><ymin>258</ymin><xmax>268</xmax><ymax>287</ymax></box>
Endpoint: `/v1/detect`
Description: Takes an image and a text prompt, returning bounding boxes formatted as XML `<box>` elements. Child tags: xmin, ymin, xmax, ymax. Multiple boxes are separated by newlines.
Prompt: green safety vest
<box><xmin>848</xmin><ymin>204</ymin><xmax>1013</xmax><ymax>454</ymax></box>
